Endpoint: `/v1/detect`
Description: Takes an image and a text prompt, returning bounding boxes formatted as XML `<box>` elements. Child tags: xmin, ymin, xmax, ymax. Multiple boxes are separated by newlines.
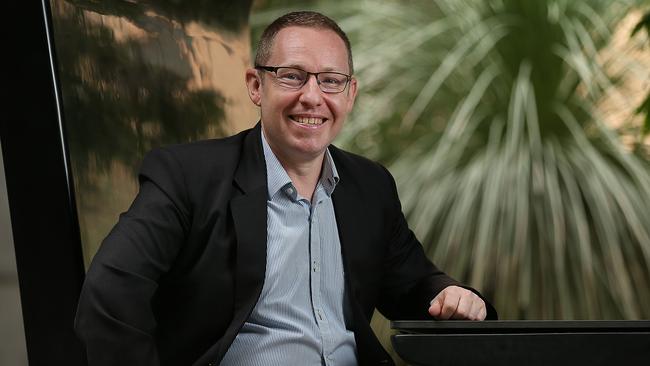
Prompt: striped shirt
<box><xmin>220</xmin><ymin>132</ymin><xmax>358</xmax><ymax>365</ymax></box>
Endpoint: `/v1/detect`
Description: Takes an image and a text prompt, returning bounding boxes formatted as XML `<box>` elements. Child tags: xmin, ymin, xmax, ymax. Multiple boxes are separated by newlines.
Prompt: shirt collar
<box><xmin>261</xmin><ymin>131</ymin><xmax>292</xmax><ymax>200</ymax></box>
<box><xmin>321</xmin><ymin>149</ymin><xmax>340</xmax><ymax>197</ymax></box>
<box><xmin>261</xmin><ymin>130</ymin><xmax>340</xmax><ymax>200</ymax></box>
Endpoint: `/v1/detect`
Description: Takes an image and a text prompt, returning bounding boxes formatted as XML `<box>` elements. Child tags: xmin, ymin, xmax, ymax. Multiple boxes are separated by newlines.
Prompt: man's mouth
<box><xmin>290</xmin><ymin>116</ymin><xmax>326</xmax><ymax>126</ymax></box>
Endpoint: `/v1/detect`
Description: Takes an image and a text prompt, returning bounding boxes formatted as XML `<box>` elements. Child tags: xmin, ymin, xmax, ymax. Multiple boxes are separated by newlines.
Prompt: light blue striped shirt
<box><xmin>220</xmin><ymin>132</ymin><xmax>358</xmax><ymax>365</ymax></box>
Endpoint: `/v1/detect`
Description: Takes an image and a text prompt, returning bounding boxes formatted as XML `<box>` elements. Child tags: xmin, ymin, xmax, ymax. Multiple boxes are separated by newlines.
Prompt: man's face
<box><xmin>246</xmin><ymin>26</ymin><xmax>357</xmax><ymax>163</ymax></box>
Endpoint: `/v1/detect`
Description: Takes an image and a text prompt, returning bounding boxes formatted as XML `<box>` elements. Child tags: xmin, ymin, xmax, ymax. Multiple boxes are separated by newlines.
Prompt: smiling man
<box><xmin>75</xmin><ymin>11</ymin><xmax>496</xmax><ymax>366</ymax></box>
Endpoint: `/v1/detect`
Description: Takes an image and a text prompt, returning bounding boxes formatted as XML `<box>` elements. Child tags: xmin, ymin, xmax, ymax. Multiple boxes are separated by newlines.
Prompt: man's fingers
<box><xmin>428</xmin><ymin>291</ymin><xmax>445</xmax><ymax>317</ymax></box>
<box><xmin>428</xmin><ymin>286</ymin><xmax>488</xmax><ymax>320</ymax></box>
<box><xmin>428</xmin><ymin>299</ymin><xmax>442</xmax><ymax>317</ymax></box>
<box><xmin>438</xmin><ymin>292</ymin><xmax>460</xmax><ymax>320</ymax></box>
<box><xmin>429</xmin><ymin>287</ymin><xmax>460</xmax><ymax>320</ymax></box>
<box><xmin>468</xmin><ymin>298</ymin><xmax>485</xmax><ymax>320</ymax></box>
<box><xmin>477</xmin><ymin>306</ymin><xmax>487</xmax><ymax>321</ymax></box>
<box><xmin>452</xmin><ymin>295</ymin><xmax>472</xmax><ymax>319</ymax></box>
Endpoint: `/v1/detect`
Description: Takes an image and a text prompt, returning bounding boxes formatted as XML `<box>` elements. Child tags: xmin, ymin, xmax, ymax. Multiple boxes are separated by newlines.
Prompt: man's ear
<box><xmin>245</xmin><ymin>68</ymin><xmax>262</xmax><ymax>106</ymax></box>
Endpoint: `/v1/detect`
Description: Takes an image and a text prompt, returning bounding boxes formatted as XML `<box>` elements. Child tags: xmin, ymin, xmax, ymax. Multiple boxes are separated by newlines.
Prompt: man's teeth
<box><xmin>294</xmin><ymin>117</ymin><xmax>323</xmax><ymax>125</ymax></box>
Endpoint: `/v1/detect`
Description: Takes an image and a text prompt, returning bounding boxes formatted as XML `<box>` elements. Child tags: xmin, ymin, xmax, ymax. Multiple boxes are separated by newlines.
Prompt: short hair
<box><xmin>254</xmin><ymin>11</ymin><xmax>354</xmax><ymax>74</ymax></box>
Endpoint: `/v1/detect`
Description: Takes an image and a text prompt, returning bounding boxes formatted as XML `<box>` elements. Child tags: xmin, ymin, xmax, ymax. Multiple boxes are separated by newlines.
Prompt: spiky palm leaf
<box><xmin>333</xmin><ymin>0</ymin><xmax>650</xmax><ymax>320</ymax></box>
<box><xmin>251</xmin><ymin>2</ymin><xmax>650</xmax><ymax>362</ymax></box>
<box><xmin>254</xmin><ymin>0</ymin><xmax>650</xmax><ymax>318</ymax></box>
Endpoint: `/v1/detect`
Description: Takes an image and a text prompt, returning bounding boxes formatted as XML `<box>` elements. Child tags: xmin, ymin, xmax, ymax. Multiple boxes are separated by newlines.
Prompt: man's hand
<box><xmin>428</xmin><ymin>285</ymin><xmax>487</xmax><ymax>320</ymax></box>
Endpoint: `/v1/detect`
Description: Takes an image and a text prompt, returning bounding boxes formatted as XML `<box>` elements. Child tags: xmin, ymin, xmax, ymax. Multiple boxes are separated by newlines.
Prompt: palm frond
<box><xmin>334</xmin><ymin>0</ymin><xmax>650</xmax><ymax>320</ymax></box>
<box><xmin>250</xmin><ymin>0</ymin><xmax>650</xmax><ymax>326</ymax></box>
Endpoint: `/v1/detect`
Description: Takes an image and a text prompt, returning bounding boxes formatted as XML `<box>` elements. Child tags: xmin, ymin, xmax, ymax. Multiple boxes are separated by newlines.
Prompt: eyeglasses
<box><xmin>255</xmin><ymin>66</ymin><xmax>351</xmax><ymax>94</ymax></box>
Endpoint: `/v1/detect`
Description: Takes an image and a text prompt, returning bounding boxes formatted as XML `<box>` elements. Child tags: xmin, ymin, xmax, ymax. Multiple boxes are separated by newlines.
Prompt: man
<box><xmin>75</xmin><ymin>11</ymin><xmax>496</xmax><ymax>366</ymax></box>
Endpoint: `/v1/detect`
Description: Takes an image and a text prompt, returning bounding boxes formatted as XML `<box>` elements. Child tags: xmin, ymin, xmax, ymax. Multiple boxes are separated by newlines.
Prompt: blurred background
<box><xmin>2</xmin><ymin>0</ymin><xmax>650</xmax><ymax>364</ymax></box>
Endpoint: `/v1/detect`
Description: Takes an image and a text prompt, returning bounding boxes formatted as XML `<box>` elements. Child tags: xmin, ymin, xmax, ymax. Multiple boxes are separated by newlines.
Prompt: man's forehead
<box><xmin>273</xmin><ymin>26</ymin><xmax>346</xmax><ymax>47</ymax></box>
<box><xmin>267</xmin><ymin>26</ymin><xmax>350</xmax><ymax>71</ymax></box>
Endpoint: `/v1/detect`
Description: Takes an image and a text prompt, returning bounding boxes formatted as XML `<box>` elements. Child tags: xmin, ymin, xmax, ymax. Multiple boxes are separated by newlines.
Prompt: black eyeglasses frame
<box><xmin>255</xmin><ymin>65</ymin><xmax>352</xmax><ymax>94</ymax></box>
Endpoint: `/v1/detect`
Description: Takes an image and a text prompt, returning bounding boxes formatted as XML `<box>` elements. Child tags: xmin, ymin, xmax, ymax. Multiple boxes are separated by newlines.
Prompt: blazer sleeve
<box><xmin>374</xmin><ymin>165</ymin><xmax>497</xmax><ymax>320</ymax></box>
<box><xmin>74</xmin><ymin>147</ymin><xmax>191</xmax><ymax>366</ymax></box>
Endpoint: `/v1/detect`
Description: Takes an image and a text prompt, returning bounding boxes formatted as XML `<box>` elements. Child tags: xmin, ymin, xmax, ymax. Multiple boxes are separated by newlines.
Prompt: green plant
<box><xmin>251</xmin><ymin>0</ymin><xmax>650</xmax><ymax>363</ymax></box>
<box><xmin>632</xmin><ymin>9</ymin><xmax>650</xmax><ymax>141</ymax></box>
<box><xmin>333</xmin><ymin>0</ymin><xmax>650</xmax><ymax>320</ymax></box>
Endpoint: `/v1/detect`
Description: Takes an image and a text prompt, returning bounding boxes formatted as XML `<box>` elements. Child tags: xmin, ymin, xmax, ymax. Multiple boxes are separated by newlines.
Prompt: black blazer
<box><xmin>75</xmin><ymin>124</ymin><xmax>496</xmax><ymax>366</ymax></box>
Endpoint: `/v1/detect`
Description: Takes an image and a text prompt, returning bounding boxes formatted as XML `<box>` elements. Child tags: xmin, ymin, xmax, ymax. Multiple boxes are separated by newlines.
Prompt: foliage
<box><xmin>632</xmin><ymin>9</ymin><xmax>650</xmax><ymax>138</ymax></box>
<box><xmin>339</xmin><ymin>0</ymin><xmax>650</xmax><ymax>320</ymax></box>
<box><xmin>66</xmin><ymin>0</ymin><xmax>253</xmax><ymax>30</ymax></box>
<box><xmin>53</xmin><ymin>2</ymin><xmax>227</xmax><ymax>181</ymax></box>
<box><xmin>253</xmin><ymin>0</ymin><xmax>650</xmax><ymax>321</ymax></box>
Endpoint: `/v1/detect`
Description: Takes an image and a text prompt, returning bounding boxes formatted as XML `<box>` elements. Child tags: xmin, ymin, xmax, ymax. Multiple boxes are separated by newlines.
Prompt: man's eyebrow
<box><xmin>318</xmin><ymin>66</ymin><xmax>340</xmax><ymax>72</ymax></box>
<box><xmin>282</xmin><ymin>63</ymin><xmax>307</xmax><ymax>69</ymax></box>
<box><xmin>282</xmin><ymin>63</ymin><xmax>346</xmax><ymax>73</ymax></box>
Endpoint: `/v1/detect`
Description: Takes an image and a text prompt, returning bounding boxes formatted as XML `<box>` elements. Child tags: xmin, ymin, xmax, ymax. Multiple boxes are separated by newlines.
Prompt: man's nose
<box><xmin>298</xmin><ymin>74</ymin><xmax>324</xmax><ymax>106</ymax></box>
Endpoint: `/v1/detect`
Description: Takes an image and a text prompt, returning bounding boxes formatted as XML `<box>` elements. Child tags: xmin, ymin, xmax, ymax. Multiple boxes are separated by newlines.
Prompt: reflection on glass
<box><xmin>50</xmin><ymin>0</ymin><xmax>258</xmax><ymax>265</ymax></box>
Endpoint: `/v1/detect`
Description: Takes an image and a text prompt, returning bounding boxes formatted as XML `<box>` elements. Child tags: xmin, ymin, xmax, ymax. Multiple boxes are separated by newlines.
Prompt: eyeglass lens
<box><xmin>274</xmin><ymin>67</ymin><xmax>348</xmax><ymax>93</ymax></box>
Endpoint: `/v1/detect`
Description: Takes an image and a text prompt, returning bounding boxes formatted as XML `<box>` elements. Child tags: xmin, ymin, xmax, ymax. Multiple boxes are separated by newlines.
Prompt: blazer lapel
<box><xmin>231</xmin><ymin>123</ymin><xmax>268</xmax><ymax>315</ymax></box>
<box><xmin>204</xmin><ymin>124</ymin><xmax>268</xmax><ymax>364</ymax></box>
<box><xmin>332</xmin><ymin>180</ymin><xmax>364</xmax><ymax>281</ymax></box>
<box><xmin>330</xmin><ymin>147</ymin><xmax>392</xmax><ymax>365</ymax></box>
<box><xmin>330</xmin><ymin>147</ymin><xmax>366</xmax><ymax>293</ymax></box>
<box><xmin>331</xmin><ymin>178</ymin><xmax>366</xmax><ymax>303</ymax></box>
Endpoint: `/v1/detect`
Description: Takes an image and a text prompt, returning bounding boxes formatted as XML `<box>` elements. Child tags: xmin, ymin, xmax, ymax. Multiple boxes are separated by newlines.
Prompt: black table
<box><xmin>391</xmin><ymin>320</ymin><xmax>650</xmax><ymax>366</ymax></box>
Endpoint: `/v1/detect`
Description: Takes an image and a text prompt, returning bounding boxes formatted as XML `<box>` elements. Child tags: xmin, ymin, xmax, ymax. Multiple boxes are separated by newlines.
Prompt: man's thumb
<box><xmin>429</xmin><ymin>297</ymin><xmax>442</xmax><ymax>317</ymax></box>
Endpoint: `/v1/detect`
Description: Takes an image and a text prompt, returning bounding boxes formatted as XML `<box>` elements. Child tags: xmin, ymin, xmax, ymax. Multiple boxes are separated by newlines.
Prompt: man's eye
<box><xmin>321</xmin><ymin>75</ymin><xmax>345</xmax><ymax>86</ymax></box>
<box><xmin>322</xmin><ymin>78</ymin><xmax>342</xmax><ymax>85</ymax></box>
<box><xmin>279</xmin><ymin>72</ymin><xmax>304</xmax><ymax>81</ymax></box>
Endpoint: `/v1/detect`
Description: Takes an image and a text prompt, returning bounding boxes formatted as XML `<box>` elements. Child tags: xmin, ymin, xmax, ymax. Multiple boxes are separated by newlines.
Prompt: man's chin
<box><xmin>289</xmin><ymin>142</ymin><xmax>330</xmax><ymax>161</ymax></box>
